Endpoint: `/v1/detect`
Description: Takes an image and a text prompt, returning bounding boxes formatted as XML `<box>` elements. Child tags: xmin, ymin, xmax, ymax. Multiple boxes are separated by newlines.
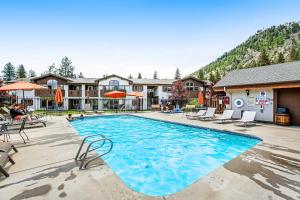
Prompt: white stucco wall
<box><xmin>226</xmin><ymin>89</ymin><xmax>274</xmax><ymax>122</ymax></box>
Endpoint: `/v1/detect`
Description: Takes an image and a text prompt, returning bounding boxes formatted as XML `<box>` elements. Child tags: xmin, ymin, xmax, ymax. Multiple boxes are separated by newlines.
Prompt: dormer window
<box><xmin>109</xmin><ymin>80</ymin><xmax>119</xmax><ymax>90</ymax></box>
<box><xmin>185</xmin><ymin>81</ymin><xmax>194</xmax><ymax>91</ymax></box>
<box><xmin>47</xmin><ymin>79</ymin><xmax>58</xmax><ymax>90</ymax></box>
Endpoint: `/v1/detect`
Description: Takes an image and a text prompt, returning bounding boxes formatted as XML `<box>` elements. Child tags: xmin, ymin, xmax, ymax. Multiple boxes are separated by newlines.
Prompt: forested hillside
<box><xmin>194</xmin><ymin>22</ymin><xmax>300</xmax><ymax>82</ymax></box>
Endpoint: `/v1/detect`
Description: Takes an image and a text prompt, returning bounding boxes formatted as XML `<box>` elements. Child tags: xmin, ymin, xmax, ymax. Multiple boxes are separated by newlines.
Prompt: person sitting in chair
<box><xmin>10</xmin><ymin>103</ymin><xmax>32</xmax><ymax>123</ymax></box>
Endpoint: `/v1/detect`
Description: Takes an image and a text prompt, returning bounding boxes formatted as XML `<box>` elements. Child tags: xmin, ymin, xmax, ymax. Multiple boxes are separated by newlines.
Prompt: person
<box><xmin>79</xmin><ymin>114</ymin><xmax>84</xmax><ymax>119</ymax></box>
<box><xmin>66</xmin><ymin>113</ymin><xmax>74</xmax><ymax>121</ymax></box>
<box><xmin>9</xmin><ymin>103</ymin><xmax>33</xmax><ymax>123</ymax></box>
<box><xmin>160</xmin><ymin>97</ymin><xmax>167</xmax><ymax>111</ymax></box>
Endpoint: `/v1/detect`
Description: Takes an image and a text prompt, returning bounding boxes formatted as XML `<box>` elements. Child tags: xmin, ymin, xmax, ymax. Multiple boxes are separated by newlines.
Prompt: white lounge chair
<box><xmin>186</xmin><ymin>109</ymin><xmax>206</xmax><ymax>119</ymax></box>
<box><xmin>215</xmin><ymin>110</ymin><xmax>234</xmax><ymax>123</ymax></box>
<box><xmin>198</xmin><ymin>107</ymin><xmax>216</xmax><ymax>120</ymax></box>
<box><xmin>236</xmin><ymin>111</ymin><xmax>256</xmax><ymax>127</ymax></box>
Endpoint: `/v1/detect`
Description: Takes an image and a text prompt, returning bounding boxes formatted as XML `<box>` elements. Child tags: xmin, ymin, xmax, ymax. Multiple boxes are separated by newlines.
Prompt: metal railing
<box><xmin>75</xmin><ymin>134</ymin><xmax>113</xmax><ymax>170</ymax></box>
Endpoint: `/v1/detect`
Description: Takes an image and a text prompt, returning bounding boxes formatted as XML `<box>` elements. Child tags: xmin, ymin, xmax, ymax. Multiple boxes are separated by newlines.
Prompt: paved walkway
<box><xmin>0</xmin><ymin>113</ymin><xmax>299</xmax><ymax>200</ymax></box>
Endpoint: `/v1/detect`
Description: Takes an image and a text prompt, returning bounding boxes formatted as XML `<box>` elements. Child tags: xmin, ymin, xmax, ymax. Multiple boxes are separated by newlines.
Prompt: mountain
<box><xmin>193</xmin><ymin>22</ymin><xmax>300</xmax><ymax>82</ymax></box>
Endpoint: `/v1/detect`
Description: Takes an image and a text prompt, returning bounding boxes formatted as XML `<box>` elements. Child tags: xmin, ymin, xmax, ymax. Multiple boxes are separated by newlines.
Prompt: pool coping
<box><xmin>70</xmin><ymin>113</ymin><xmax>264</xmax><ymax>197</ymax></box>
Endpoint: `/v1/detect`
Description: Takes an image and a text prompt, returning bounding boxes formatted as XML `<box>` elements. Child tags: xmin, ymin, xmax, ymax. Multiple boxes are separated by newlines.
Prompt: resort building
<box><xmin>11</xmin><ymin>73</ymin><xmax>176</xmax><ymax>111</ymax></box>
<box><xmin>214</xmin><ymin>61</ymin><xmax>300</xmax><ymax>125</ymax></box>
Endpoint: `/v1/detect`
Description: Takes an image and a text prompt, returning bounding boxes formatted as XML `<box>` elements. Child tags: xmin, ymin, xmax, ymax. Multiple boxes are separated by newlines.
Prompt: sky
<box><xmin>1</xmin><ymin>0</ymin><xmax>300</xmax><ymax>79</ymax></box>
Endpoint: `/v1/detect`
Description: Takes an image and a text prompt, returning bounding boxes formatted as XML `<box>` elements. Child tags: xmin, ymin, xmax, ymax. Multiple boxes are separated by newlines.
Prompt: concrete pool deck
<box><xmin>0</xmin><ymin>112</ymin><xmax>299</xmax><ymax>200</ymax></box>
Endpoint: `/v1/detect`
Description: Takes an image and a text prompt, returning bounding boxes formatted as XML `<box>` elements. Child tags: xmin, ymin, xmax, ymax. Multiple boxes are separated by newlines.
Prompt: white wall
<box><xmin>98</xmin><ymin>77</ymin><xmax>130</xmax><ymax>86</ymax></box>
<box><xmin>226</xmin><ymin>89</ymin><xmax>274</xmax><ymax>122</ymax></box>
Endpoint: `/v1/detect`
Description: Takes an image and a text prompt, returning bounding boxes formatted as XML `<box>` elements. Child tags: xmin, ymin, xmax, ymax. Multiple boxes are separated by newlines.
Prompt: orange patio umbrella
<box><xmin>0</xmin><ymin>81</ymin><xmax>47</xmax><ymax>106</ymax></box>
<box><xmin>126</xmin><ymin>91</ymin><xmax>143</xmax><ymax>97</ymax></box>
<box><xmin>54</xmin><ymin>87</ymin><xmax>63</xmax><ymax>104</ymax></box>
<box><xmin>198</xmin><ymin>91</ymin><xmax>204</xmax><ymax>105</ymax></box>
<box><xmin>104</xmin><ymin>90</ymin><xmax>126</xmax><ymax>98</ymax></box>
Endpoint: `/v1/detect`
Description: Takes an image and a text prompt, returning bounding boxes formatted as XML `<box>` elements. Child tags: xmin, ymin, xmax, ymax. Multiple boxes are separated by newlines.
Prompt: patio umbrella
<box><xmin>198</xmin><ymin>91</ymin><xmax>204</xmax><ymax>105</ymax></box>
<box><xmin>104</xmin><ymin>90</ymin><xmax>126</xmax><ymax>112</ymax></box>
<box><xmin>127</xmin><ymin>92</ymin><xmax>143</xmax><ymax>112</ymax></box>
<box><xmin>0</xmin><ymin>81</ymin><xmax>47</xmax><ymax>107</ymax></box>
<box><xmin>54</xmin><ymin>87</ymin><xmax>63</xmax><ymax>105</ymax></box>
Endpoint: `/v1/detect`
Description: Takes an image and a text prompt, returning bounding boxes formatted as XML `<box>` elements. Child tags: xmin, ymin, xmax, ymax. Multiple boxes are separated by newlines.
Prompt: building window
<box><xmin>133</xmin><ymin>85</ymin><xmax>143</xmax><ymax>92</ymax></box>
<box><xmin>162</xmin><ymin>86</ymin><xmax>171</xmax><ymax>92</ymax></box>
<box><xmin>185</xmin><ymin>81</ymin><xmax>194</xmax><ymax>91</ymax></box>
<box><xmin>109</xmin><ymin>80</ymin><xmax>119</xmax><ymax>86</ymax></box>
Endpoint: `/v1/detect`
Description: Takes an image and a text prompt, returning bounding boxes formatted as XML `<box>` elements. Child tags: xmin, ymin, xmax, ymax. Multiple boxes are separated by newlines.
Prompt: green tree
<box><xmin>78</xmin><ymin>72</ymin><xmax>84</xmax><ymax>78</ymax></box>
<box><xmin>277</xmin><ymin>52</ymin><xmax>285</xmax><ymax>63</ymax></box>
<box><xmin>214</xmin><ymin>70</ymin><xmax>221</xmax><ymax>81</ymax></box>
<box><xmin>174</xmin><ymin>68</ymin><xmax>181</xmax><ymax>80</ymax></box>
<box><xmin>197</xmin><ymin>69</ymin><xmax>204</xmax><ymax>80</ymax></box>
<box><xmin>258</xmin><ymin>49</ymin><xmax>270</xmax><ymax>66</ymax></box>
<box><xmin>58</xmin><ymin>57</ymin><xmax>75</xmax><ymax>78</ymax></box>
<box><xmin>28</xmin><ymin>69</ymin><xmax>37</xmax><ymax>78</ymax></box>
<box><xmin>137</xmin><ymin>73</ymin><xmax>142</xmax><ymax>79</ymax></box>
<box><xmin>16</xmin><ymin>64</ymin><xmax>27</xmax><ymax>78</ymax></box>
<box><xmin>208</xmin><ymin>73</ymin><xmax>215</xmax><ymax>83</ymax></box>
<box><xmin>2</xmin><ymin>62</ymin><xmax>16</xmax><ymax>81</ymax></box>
<box><xmin>128</xmin><ymin>74</ymin><xmax>133</xmax><ymax>79</ymax></box>
<box><xmin>288</xmin><ymin>46</ymin><xmax>297</xmax><ymax>61</ymax></box>
<box><xmin>153</xmin><ymin>70</ymin><xmax>158</xmax><ymax>79</ymax></box>
<box><xmin>48</xmin><ymin>63</ymin><xmax>57</xmax><ymax>74</ymax></box>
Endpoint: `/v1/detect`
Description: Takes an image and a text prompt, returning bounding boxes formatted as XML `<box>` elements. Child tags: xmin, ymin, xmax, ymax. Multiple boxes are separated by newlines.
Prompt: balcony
<box><xmin>35</xmin><ymin>89</ymin><xmax>65</xmax><ymax>97</ymax></box>
<box><xmin>68</xmin><ymin>90</ymin><xmax>82</xmax><ymax>97</ymax></box>
<box><xmin>85</xmin><ymin>90</ymin><xmax>98</xmax><ymax>97</ymax></box>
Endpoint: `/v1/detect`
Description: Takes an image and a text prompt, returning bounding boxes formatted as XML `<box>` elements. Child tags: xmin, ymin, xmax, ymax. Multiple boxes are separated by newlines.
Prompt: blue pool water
<box><xmin>70</xmin><ymin>115</ymin><xmax>260</xmax><ymax>196</ymax></box>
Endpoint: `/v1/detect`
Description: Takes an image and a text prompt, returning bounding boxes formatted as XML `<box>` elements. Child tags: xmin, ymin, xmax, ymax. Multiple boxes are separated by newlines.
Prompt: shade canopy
<box><xmin>104</xmin><ymin>90</ymin><xmax>126</xmax><ymax>98</ymax></box>
<box><xmin>127</xmin><ymin>91</ymin><xmax>143</xmax><ymax>97</ymax></box>
<box><xmin>54</xmin><ymin>87</ymin><xmax>63</xmax><ymax>104</ymax></box>
<box><xmin>198</xmin><ymin>91</ymin><xmax>204</xmax><ymax>105</ymax></box>
<box><xmin>0</xmin><ymin>81</ymin><xmax>47</xmax><ymax>91</ymax></box>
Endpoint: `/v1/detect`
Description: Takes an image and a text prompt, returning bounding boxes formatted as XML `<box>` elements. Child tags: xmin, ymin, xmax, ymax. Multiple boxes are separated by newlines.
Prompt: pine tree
<box><xmin>197</xmin><ymin>69</ymin><xmax>204</xmax><ymax>80</ymax></box>
<box><xmin>153</xmin><ymin>71</ymin><xmax>158</xmax><ymax>79</ymax></box>
<box><xmin>128</xmin><ymin>74</ymin><xmax>133</xmax><ymax>79</ymax></box>
<box><xmin>2</xmin><ymin>62</ymin><xmax>16</xmax><ymax>81</ymax></box>
<box><xmin>28</xmin><ymin>69</ymin><xmax>37</xmax><ymax>78</ymax></box>
<box><xmin>137</xmin><ymin>73</ymin><xmax>142</xmax><ymax>79</ymax></box>
<box><xmin>214</xmin><ymin>70</ymin><xmax>221</xmax><ymax>81</ymax></box>
<box><xmin>78</xmin><ymin>72</ymin><xmax>84</xmax><ymax>78</ymax></box>
<box><xmin>174</xmin><ymin>68</ymin><xmax>181</xmax><ymax>80</ymax></box>
<box><xmin>58</xmin><ymin>57</ymin><xmax>75</xmax><ymax>78</ymax></box>
<box><xmin>277</xmin><ymin>52</ymin><xmax>285</xmax><ymax>63</ymax></box>
<box><xmin>208</xmin><ymin>73</ymin><xmax>215</xmax><ymax>83</ymax></box>
<box><xmin>288</xmin><ymin>46</ymin><xmax>297</xmax><ymax>61</ymax></box>
<box><xmin>16</xmin><ymin>64</ymin><xmax>27</xmax><ymax>78</ymax></box>
<box><xmin>258</xmin><ymin>49</ymin><xmax>270</xmax><ymax>66</ymax></box>
<box><xmin>48</xmin><ymin>63</ymin><xmax>57</xmax><ymax>74</ymax></box>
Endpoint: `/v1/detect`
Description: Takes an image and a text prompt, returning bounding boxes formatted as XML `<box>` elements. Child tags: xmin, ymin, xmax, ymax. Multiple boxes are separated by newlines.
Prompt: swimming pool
<box><xmin>70</xmin><ymin>115</ymin><xmax>261</xmax><ymax>196</ymax></box>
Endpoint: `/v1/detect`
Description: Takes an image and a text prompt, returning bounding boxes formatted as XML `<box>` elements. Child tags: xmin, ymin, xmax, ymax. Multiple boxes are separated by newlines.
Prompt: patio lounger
<box><xmin>198</xmin><ymin>107</ymin><xmax>216</xmax><ymax>120</ymax></box>
<box><xmin>236</xmin><ymin>111</ymin><xmax>257</xmax><ymax>127</ymax></box>
<box><xmin>0</xmin><ymin>152</ymin><xmax>15</xmax><ymax>177</ymax></box>
<box><xmin>0</xmin><ymin>142</ymin><xmax>18</xmax><ymax>154</ymax></box>
<box><xmin>186</xmin><ymin>109</ymin><xmax>206</xmax><ymax>119</ymax></box>
<box><xmin>215</xmin><ymin>110</ymin><xmax>234</xmax><ymax>123</ymax></box>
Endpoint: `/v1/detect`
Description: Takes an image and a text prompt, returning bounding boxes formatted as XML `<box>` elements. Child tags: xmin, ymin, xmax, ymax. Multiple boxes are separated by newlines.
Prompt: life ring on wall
<box><xmin>234</xmin><ymin>98</ymin><xmax>244</xmax><ymax>108</ymax></box>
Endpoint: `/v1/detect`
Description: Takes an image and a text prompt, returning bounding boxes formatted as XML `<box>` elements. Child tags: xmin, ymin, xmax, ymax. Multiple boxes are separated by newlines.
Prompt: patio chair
<box><xmin>186</xmin><ymin>109</ymin><xmax>206</xmax><ymax>119</ymax></box>
<box><xmin>236</xmin><ymin>111</ymin><xmax>257</xmax><ymax>127</ymax></box>
<box><xmin>0</xmin><ymin>142</ymin><xmax>18</xmax><ymax>154</ymax></box>
<box><xmin>215</xmin><ymin>110</ymin><xmax>235</xmax><ymax>123</ymax></box>
<box><xmin>198</xmin><ymin>107</ymin><xmax>216</xmax><ymax>120</ymax></box>
<box><xmin>1</xmin><ymin>119</ymin><xmax>29</xmax><ymax>144</ymax></box>
<box><xmin>0</xmin><ymin>152</ymin><xmax>15</xmax><ymax>177</ymax></box>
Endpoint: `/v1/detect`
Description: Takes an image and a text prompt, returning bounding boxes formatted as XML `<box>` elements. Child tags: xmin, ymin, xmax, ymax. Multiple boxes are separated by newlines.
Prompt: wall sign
<box><xmin>234</xmin><ymin>98</ymin><xmax>244</xmax><ymax>108</ymax></box>
<box><xmin>256</xmin><ymin>91</ymin><xmax>272</xmax><ymax>105</ymax></box>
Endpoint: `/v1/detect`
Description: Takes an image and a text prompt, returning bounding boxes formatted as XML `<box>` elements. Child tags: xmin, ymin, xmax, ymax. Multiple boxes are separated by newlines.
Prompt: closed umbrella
<box><xmin>198</xmin><ymin>91</ymin><xmax>204</xmax><ymax>106</ymax></box>
<box><xmin>54</xmin><ymin>87</ymin><xmax>63</xmax><ymax>105</ymax></box>
<box><xmin>104</xmin><ymin>90</ymin><xmax>126</xmax><ymax>112</ymax></box>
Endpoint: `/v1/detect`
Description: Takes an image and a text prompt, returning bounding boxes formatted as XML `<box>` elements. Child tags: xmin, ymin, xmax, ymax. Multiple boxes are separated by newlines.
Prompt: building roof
<box><xmin>214</xmin><ymin>61</ymin><xmax>300</xmax><ymax>88</ymax></box>
<box><xmin>95</xmin><ymin>74</ymin><xmax>132</xmax><ymax>83</ymax></box>
<box><xmin>30</xmin><ymin>73</ymin><xmax>71</xmax><ymax>82</ymax></box>
<box><xmin>130</xmin><ymin>78</ymin><xmax>175</xmax><ymax>85</ymax></box>
<box><xmin>70</xmin><ymin>78</ymin><xmax>98</xmax><ymax>84</ymax></box>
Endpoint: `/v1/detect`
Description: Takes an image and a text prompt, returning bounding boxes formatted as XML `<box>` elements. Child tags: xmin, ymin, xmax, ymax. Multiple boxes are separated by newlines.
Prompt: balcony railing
<box><xmin>68</xmin><ymin>90</ymin><xmax>82</xmax><ymax>97</ymax></box>
<box><xmin>35</xmin><ymin>89</ymin><xmax>65</xmax><ymax>97</ymax></box>
<box><xmin>102</xmin><ymin>85</ymin><xmax>129</xmax><ymax>91</ymax></box>
<box><xmin>85</xmin><ymin>90</ymin><xmax>98</xmax><ymax>97</ymax></box>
